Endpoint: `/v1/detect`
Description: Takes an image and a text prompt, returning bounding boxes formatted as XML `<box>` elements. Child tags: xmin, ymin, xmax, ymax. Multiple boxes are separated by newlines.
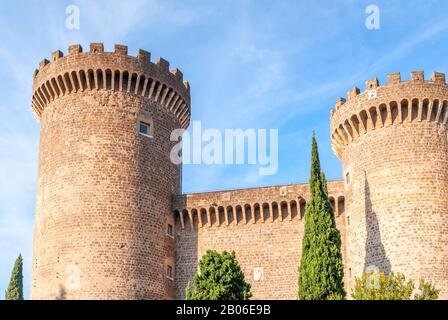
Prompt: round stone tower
<box><xmin>30</xmin><ymin>43</ymin><xmax>190</xmax><ymax>299</ymax></box>
<box><xmin>330</xmin><ymin>71</ymin><xmax>448</xmax><ymax>298</ymax></box>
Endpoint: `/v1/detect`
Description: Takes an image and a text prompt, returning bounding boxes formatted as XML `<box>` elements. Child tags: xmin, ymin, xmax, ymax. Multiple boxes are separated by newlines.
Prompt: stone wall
<box><xmin>330</xmin><ymin>71</ymin><xmax>448</xmax><ymax>299</ymax></box>
<box><xmin>30</xmin><ymin>42</ymin><xmax>448</xmax><ymax>300</ymax></box>
<box><xmin>31</xmin><ymin>43</ymin><xmax>190</xmax><ymax>300</ymax></box>
<box><xmin>173</xmin><ymin>181</ymin><xmax>347</xmax><ymax>300</ymax></box>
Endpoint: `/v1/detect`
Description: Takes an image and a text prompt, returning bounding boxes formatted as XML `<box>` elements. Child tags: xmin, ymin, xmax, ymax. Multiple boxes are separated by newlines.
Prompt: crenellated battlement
<box><xmin>330</xmin><ymin>71</ymin><xmax>448</xmax><ymax>158</ymax></box>
<box><xmin>172</xmin><ymin>181</ymin><xmax>345</xmax><ymax>230</ymax></box>
<box><xmin>31</xmin><ymin>43</ymin><xmax>191</xmax><ymax>128</ymax></box>
<box><xmin>330</xmin><ymin>71</ymin><xmax>446</xmax><ymax>114</ymax></box>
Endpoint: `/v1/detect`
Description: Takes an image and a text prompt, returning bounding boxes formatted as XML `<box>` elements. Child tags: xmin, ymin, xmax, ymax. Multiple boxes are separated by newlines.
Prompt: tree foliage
<box><xmin>414</xmin><ymin>280</ymin><xmax>439</xmax><ymax>300</ymax></box>
<box><xmin>298</xmin><ymin>133</ymin><xmax>345</xmax><ymax>300</ymax></box>
<box><xmin>186</xmin><ymin>250</ymin><xmax>251</xmax><ymax>300</ymax></box>
<box><xmin>352</xmin><ymin>271</ymin><xmax>439</xmax><ymax>300</ymax></box>
<box><xmin>5</xmin><ymin>254</ymin><xmax>24</xmax><ymax>300</ymax></box>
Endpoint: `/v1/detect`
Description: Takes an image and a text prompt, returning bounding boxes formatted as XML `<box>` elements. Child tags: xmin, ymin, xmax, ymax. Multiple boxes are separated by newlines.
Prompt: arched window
<box><xmin>290</xmin><ymin>200</ymin><xmax>298</xmax><ymax>220</ymax></box>
<box><xmin>105</xmin><ymin>69</ymin><xmax>112</xmax><ymax>90</ymax></box>
<box><xmin>187</xmin><ymin>209</ymin><xmax>196</xmax><ymax>230</ymax></box>
<box><xmin>113</xmin><ymin>70</ymin><xmax>120</xmax><ymax>91</ymax></box>
<box><xmin>400</xmin><ymin>99</ymin><xmax>409</xmax><ymax>122</ymax></box>
<box><xmin>78</xmin><ymin>70</ymin><xmax>87</xmax><ymax>91</ymax></box>
<box><xmin>271</xmin><ymin>202</ymin><xmax>279</xmax><ymax>221</ymax></box>
<box><xmin>359</xmin><ymin>110</ymin><xmax>369</xmax><ymax>132</ymax></box>
<box><xmin>262</xmin><ymin>203</ymin><xmax>270</xmax><ymax>221</ymax></box>
<box><xmin>253</xmin><ymin>203</ymin><xmax>261</xmax><ymax>223</ymax></box>
<box><xmin>200</xmin><ymin>208</ymin><xmax>208</xmax><ymax>227</ymax></box>
<box><xmin>122</xmin><ymin>71</ymin><xmax>130</xmax><ymax>91</ymax></box>
<box><xmin>137</xmin><ymin>76</ymin><xmax>146</xmax><ymax>95</ymax></box>
<box><xmin>350</xmin><ymin>115</ymin><xmax>360</xmax><ymax>137</ymax></box>
<box><xmin>369</xmin><ymin>107</ymin><xmax>378</xmax><ymax>128</ymax></box>
<box><xmin>57</xmin><ymin>75</ymin><xmax>66</xmax><ymax>95</ymax></box>
<box><xmin>440</xmin><ymin>101</ymin><xmax>448</xmax><ymax>124</ymax></box>
<box><xmin>379</xmin><ymin>103</ymin><xmax>388</xmax><ymax>126</ymax></box>
<box><xmin>96</xmin><ymin>69</ymin><xmax>104</xmax><ymax>90</ymax></box>
<box><xmin>411</xmin><ymin>99</ymin><xmax>419</xmax><ymax>121</ymax></box>
<box><xmin>209</xmin><ymin>207</ymin><xmax>217</xmax><ymax>226</ymax></box>
<box><xmin>235</xmin><ymin>205</ymin><xmax>243</xmax><ymax>224</ymax></box>
<box><xmin>218</xmin><ymin>206</ymin><xmax>225</xmax><ymax>226</ymax></box>
<box><xmin>129</xmin><ymin>73</ymin><xmax>138</xmax><ymax>93</ymax></box>
<box><xmin>226</xmin><ymin>206</ymin><xmax>234</xmax><ymax>225</ymax></box>
<box><xmin>64</xmin><ymin>73</ymin><xmax>73</xmax><ymax>93</ymax></box>
<box><xmin>280</xmin><ymin>201</ymin><xmax>288</xmax><ymax>220</ymax></box>
<box><xmin>50</xmin><ymin>78</ymin><xmax>60</xmax><ymax>97</ymax></box>
<box><xmin>390</xmin><ymin>101</ymin><xmax>398</xmax><ymax>124</ymax></box>
<box><xmin>87</xmin><ymin>69</ymin><xmax>95</xmax><ymax>90</ymax></box>
<box><xmin>431</xmin><ymin>100</ymin><xmax>440</xmax><ymax>122</ymax></box>
<box><xmin>244</xmin><ymin>204</ymin><xmax>252</xmax><ymax>223</ymax></box>
<box><xmin>422</xmin><ymin>99</ymin><xmax>430</xmax><ymax>121</ymax></box>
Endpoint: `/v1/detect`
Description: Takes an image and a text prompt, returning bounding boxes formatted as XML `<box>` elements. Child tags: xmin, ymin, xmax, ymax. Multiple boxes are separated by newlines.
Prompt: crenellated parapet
<box><xmin>31</xmin><ymin>43</ymin><xmax>191</xmax><ymax>128</ymax></box>
<box><xmin>172</xmin><ymin>181</ymin><xmax>345</xmax><ymax>230</ymax></box>
<box><xmin>330</xmin><ymin>71</ymin><xmax>448</xmax><ymax>158</ymax></box>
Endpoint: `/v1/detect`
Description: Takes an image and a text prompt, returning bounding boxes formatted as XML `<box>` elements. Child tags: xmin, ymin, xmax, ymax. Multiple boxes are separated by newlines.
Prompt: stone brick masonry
<box><xmin>31</xmin><ymin>43</ymin><xmax>189</xmax><ymax>299</ymax></box>
<box><xmin>30</xmin><ymin>43</ymin><xmax>447</xmax><ymax>300</ymax></box>
<box><xmin>330</xmin><ymin>72</ymin><xmax>448</xmax><ymax>299</ymax></box>
<box><xmin>173</xmin><ymin>182</ymin><xmax>347</xmax><ymax>299</ymax></box>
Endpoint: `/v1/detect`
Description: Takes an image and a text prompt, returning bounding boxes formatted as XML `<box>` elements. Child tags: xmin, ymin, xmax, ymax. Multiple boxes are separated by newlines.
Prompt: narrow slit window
<box><xmin>345</xmin><ymin>171</ymin><xmax>351</xmax><ymax>185</ymax></box>
<box><xmin>139</xmin><ymin>121</ymin><xmax>151</xmax><ymax>136</ymax></box>
<box><xmin>166</xmin><ymin>265</ymin><xmax>173</xmax><ymax>279</ymax></box>
<box><xmin>167</xmin><ymin>224</ymin><xmax>174</xmax><ymax>238</ymax></box>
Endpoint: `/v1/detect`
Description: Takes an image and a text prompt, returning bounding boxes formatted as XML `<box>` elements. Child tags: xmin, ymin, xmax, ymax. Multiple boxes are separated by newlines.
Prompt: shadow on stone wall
<box><xmin>363</xmin><ymin>173</ymin><xmax>391</xmax><ymax>274</ymax></box>
<box><xmin>174</xmin><ymin>214</ymin><xmax>198</xmax><ymax>299</ymax></box>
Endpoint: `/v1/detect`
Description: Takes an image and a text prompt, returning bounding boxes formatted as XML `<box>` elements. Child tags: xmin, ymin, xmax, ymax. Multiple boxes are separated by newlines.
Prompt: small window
<box><xmin>166</xmin><ymin>265</ymin><xmax>173</xmax><ymax>279</ymax></box>
<box><xmin>345</xmin><ymin>171</ymin><xmax>351</xmax><ymax>184</ymax></box>
<box><xmin>347</xmin><ymin>216</ymin><xmax>350</xmax><ymax>226</ymax></box>
<box><xmin>167</xmin><ymin>224</ymin><xmax>174</xmax><ymax>238</ymax></box>
<box><xmin>349</xmin><ymin>268</ymin><xmax>352</xmax><ymax>278</ymax></box>
<box><xmin>139</xmin><ymin>121</ymin><xmax>151</xmax><ymax>136</ymax></box>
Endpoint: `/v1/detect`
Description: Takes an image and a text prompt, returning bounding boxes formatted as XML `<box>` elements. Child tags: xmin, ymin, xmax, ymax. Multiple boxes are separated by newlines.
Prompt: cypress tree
<box><xmin>298</xmin><ymin>133</ymin><xmax>345</xmax><ymax>300</ymax></box>
<box><xmin>5</xmin><ymin>254</ymin><xmax>24</xmax><ymax>300</ymax></box>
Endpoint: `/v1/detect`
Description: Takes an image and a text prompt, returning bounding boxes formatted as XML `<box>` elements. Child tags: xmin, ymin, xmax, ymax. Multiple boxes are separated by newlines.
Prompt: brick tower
<box><xmin>30</xmin><ymin>43</ymin><xmax>190</xmax><ymax>299</ymax></box>
<box><xmin>330</xmin><ymin>71</ymin><xmax>448</xmax><ymax>298</ymax></box>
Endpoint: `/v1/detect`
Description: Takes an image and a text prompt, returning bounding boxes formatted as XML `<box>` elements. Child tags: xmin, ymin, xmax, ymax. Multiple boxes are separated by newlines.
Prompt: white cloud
<box><xmin>69</xmin><ymin>0</ymin><xmax>211</xmax><ymax>43</ymax></box>
<box><xmin>0</xmin><ymin>133</ymin><xmax>37</xmax><ymax>298</ymax></box>
<box><xmin>0</xmin><ymin>0</ymin><xmax>447</xmax><ymax>299</ymax></box>
<box><xmin>371</xmin><ymin>19</ymin><xmax>448</xmax><ymax>73</ymax></box>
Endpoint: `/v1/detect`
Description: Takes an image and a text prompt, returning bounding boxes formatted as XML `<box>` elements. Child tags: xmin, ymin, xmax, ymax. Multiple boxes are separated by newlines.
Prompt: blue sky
<box><xmin>1</xmin><ymin>0</ymin><xmax>448</xmax><ymax>298</ymax></box>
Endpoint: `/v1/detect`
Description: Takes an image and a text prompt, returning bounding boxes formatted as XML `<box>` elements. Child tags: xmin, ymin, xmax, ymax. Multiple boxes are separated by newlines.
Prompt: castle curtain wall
<box><xmin>174</xmin><ymin>181</ymin><xmax>347</xmax><ymax>299</ymax></box>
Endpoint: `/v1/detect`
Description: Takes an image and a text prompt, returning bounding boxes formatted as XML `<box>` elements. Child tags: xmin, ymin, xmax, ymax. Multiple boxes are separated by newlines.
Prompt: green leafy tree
<box><xmin>414</xmin><ymin>280</ymin><xmax>439</xmax><ymax>300</ymax></box>
<box><xmin>326</xmin><ymin>292</ymin><xmax>345</xmax><ymax>300</ymax></box>
<box><xmin>5</xmin><ymin>254</ymin><xmax>24</xmax><ymax>300</ymax></box>
<box><xmin>298</xmin><ymin>133</ymin><xmax>345</xmax><ymax>300</ymax></box>
<box><xmin>186</xmin><ymin>250</ymin><xmax>251</xmax><ymax>300</ymax></box>
<box><xmin>352</xmin><ymin>271</ymin><xmax>439</xmax><ymax>300</ymax></box>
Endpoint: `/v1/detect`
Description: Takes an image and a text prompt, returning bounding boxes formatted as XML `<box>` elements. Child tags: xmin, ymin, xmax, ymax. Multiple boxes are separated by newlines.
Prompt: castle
<box><xmin>30</xmin><ymin>43</ymin><xmax>448</xmax><ymax>300</ymax></box>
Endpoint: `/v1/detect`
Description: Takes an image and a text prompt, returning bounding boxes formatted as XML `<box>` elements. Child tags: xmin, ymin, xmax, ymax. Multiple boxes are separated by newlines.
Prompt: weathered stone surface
<box><xmin>30</xmin><ymin>45</ymin><xmax>448</xmax><ymax>300</ymax></box>
<box><xmin>173</xmin><ymin>182</ymin><xmax>347</xmax><ymax>299</ymax></box>
<box><xmin>331</xmin><ymin>73</ymin><xmax>448</xmax><ymax>299</ymax></box>
<box><xmin>31</xmin><ymin>44</ymin><xmax>189</xmax><ymax>300</ymax></box>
